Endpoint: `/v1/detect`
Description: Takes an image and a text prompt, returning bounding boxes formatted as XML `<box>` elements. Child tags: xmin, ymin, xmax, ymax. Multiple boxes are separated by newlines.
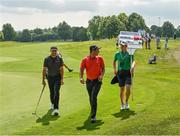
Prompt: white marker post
<box><xmin>127</xmin><ymin>43</ymin><xmax>142</xmax><ymax>101</ymax></box>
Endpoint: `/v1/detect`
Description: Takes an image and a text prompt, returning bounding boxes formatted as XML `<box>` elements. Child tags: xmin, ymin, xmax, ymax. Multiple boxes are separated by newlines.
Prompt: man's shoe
<box><xmin>50</xmin><ymin>104</ymin><xmax>54</xmax><ymax>110</ymax></box>
<box><xmin>91</xmin><ymin>117</ymin><xmax>96</xmax><ymax>123</ymax></box>
<box><xmin>121</xmin><ymin>104</ymin><xmax>125</xmax><ymax>110</ymax></box>
<box><xmin>51</xmin><ymin>109</ymin><xmax>59</xmax><ymax>116</ymax></box>
<box><xmin>125</xmin><ymin>103</ymin><xmax>130</xmax><ymax>110</ymax></box>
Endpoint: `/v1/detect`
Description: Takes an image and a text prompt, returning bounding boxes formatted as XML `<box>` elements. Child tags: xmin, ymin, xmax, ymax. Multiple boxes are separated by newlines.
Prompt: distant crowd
<box><xmin>142</xmin><ymin>32</ymin><xmax>177</xmax><ymax>50</ymax></box>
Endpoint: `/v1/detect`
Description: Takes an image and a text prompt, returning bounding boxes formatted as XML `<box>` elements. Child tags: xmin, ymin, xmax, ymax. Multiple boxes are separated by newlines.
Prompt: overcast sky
<box><xmin>0</xmin><ymin>0</ymin><xmax>180</xmax><ymax>31</ymax></box>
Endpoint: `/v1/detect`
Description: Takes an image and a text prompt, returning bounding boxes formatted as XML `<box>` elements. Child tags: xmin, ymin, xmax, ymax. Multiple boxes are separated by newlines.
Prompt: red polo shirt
<box><xmin>80</xmin><ymin>56</ymin><xmax>105</xmax><ymax>80</ymax></box>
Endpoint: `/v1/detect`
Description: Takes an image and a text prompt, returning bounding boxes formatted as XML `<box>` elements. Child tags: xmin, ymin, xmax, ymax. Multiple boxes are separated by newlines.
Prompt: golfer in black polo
<box><xmin>42</xmin><ymin>46</ymin><xmax>64</xmax><ymax>116</ymax></box>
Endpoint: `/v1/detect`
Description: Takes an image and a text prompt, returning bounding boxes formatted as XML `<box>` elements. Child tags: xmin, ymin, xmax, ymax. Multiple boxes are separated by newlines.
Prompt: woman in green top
<box><xmin>113</xmin><ymin>42</ymin><xmax>136</xmax><ymax>110</ymax></box>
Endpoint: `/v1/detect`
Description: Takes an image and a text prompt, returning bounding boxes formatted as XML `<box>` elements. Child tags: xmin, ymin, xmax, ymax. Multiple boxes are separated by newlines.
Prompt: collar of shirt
<box><xmin>89</xmin><ymin>55</ymin><xmax>97</xmax><ymax>60</ymax></box>
<box><xmin>50</xmin><ymin>56</ymin><xmax>58</xmax><ymax>60</ymax></box>
<box><xmin>120</xmin><ymin>51</ymin><xmax>127</xmax><ymax>54</ymax></box>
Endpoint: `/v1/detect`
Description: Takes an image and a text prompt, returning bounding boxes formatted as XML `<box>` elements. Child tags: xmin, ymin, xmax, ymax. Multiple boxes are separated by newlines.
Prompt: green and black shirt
<box><xmin>114</xmin><ymin>51</ymin><xmax>134</xmax><ymax>71</ymax></box>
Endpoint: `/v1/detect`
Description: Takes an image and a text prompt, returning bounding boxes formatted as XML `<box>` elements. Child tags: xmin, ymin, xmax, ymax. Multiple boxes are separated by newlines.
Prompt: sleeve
<box><xmin>114</xmin><ymin>53</ymin><xmax>118</xmax><ymax>62</ymax></box>
<box><xmin>60</xmin><ymin>58</ymin><xmax>64</xmax><ymax>67</ymax></box>
<box><xmin>80</xmin><ymin>58</ymin><xmax>86</xmax><ymax>69</ymax></box>
<box><xmin>43</xmin><ymin>58</ymin><xmax>48</xmax><ymax>67</ymax></box>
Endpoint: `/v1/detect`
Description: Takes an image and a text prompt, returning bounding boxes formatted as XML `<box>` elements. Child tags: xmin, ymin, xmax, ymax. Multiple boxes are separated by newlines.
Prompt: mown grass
<box><xmin>0</xmin><ymin>39</ymin><xmax>180</xmax><ymax>135</ymax></box>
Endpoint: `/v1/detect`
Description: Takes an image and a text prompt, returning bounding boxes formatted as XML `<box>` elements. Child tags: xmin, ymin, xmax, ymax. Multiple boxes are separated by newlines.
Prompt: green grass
<box><xmin>0</xmin><ymin>39</ymin><xmax>180</xmax><ymax>135</ymax></box>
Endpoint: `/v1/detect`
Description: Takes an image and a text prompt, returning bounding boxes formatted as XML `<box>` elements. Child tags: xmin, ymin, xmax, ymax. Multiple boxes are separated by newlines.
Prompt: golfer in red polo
<box><xmin>80</xmin><ymin>45</ymin><xmax>105</xmax><ymax>123</ymax></box>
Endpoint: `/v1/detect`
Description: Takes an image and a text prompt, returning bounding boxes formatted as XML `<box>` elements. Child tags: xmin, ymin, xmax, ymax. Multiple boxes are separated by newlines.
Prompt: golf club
<box><xmin>32</xmin><ymin>84</ymin><xmax>46</xmax><ymax>118</ymax></box>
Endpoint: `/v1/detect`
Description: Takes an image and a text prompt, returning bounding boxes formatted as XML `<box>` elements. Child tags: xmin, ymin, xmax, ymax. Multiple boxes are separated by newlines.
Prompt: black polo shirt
<box><xmin>44</xmin><ymin>56</ymin><xmax>64</xmax><ymax>77</ymax></box>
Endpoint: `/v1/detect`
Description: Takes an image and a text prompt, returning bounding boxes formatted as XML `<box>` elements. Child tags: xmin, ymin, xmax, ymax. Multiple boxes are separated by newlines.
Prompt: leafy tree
<box><xmin>14</xmin><ymin>31</ymin><xmax>22</xmax><ymax>41</ymax></box>
<box><xmin>98</xmin><ymin>16</ymin><xmax>110</xmax><ymax>39</ymax></box>
<box><xmin>52</xmin><ymin>26</ymin><xmax>58</xmax><ymax>33</ymax></box>
<box><xmin>106</xmin><ymin>15</ymin><xmax>126</xmax><ymax>38</ymax></box>
<box><xmin>57</xmin><ymin>21</ymin><xmax>72</xmax><ymax>41</ymax></box>
<box><xmin>176</xmin><ymin>25</ymin><xmax>180</xmax><ymax>37</ymax></box>
<box><xmin>87</xmin><ymin>16</ymin><xmax>102</xmax><ymax>40</ymax></box>
<box><xmin>150</xmin><ymin>25</ymin><xmax>162</xmax><ymax>37</ymax></box>
<box><xmin>118</xmin><ymin>13</ymin><xmax>128</xmax><ymax>30</ymax></box>
<box><xmin>20</xmin><ymin>29</ymin><xmax>31</xmax><ymax>42</ymax></box>
<box><xmin>128</xmin><ymin>13</ymin><xmax>147</xmax><ymax>32</ymax></box>
<box><xmin>33</xmin><ymin>28</ymin><xmax>43</xmax><ymax>35</ymax></box>
<box><xmin>32</xmin><ymin>32</ymin><xmax>58</xmax><ymax>41</ymax></box>
<box><xmin>2</xmin><ymin>23</ymin><xmax>16</xmax><ymax>41</ymax></box>
<box><xmin>162</xmin><ymin>21</ymin><xmax>175</xmax><ymax>37</ymax></box>
<box><xmin>72</xmin><ymin>27</ymin><xmax>88</xmax><ymax>41</ymax></box>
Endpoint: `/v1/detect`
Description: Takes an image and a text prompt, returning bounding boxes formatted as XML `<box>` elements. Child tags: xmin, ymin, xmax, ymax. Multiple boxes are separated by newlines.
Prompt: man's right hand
<box><xmin>80</xmin><ymin>78</ymin><xmax>85</xmax><ymax>84</ymax></box>
<box><xmin>42</xmin><ymin>80</ymin><xmax>46</xmax><ymax>86</ymax></box>
<box><xmin>114</xmin><ymin>70</ymin><xmax>117</xmax><ymax>75</ymax></box>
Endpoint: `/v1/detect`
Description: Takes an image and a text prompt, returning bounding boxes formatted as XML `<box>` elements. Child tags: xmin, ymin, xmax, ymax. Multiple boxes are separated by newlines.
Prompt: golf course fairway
<box><xmin>0</xmin><ymin>39</ymin><xmax>180</xmax><ymax>135</ymax></box>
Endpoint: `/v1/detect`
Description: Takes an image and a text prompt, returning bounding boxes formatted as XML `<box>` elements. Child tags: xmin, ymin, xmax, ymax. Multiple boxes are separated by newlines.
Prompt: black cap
<box><xmin>90</xmin><ymin>45</ymin><xmax>101</xmax><ymax>52</ymax></box>
<box><xmin>50</xmin><ymin>46</ymin><xmax>58</xmax><ymax>51</ymax></box>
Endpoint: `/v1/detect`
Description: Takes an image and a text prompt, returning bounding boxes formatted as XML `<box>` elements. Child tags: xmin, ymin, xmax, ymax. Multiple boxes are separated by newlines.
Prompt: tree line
<box><xmin>0</xmin><ymin>12</ymin><xmax>180</xmax><ymax>42</ymax></box>
<box><xmin>0</xmin><ymin>22</ymin><xmax>88</xmax><ymax>42</ymax></box>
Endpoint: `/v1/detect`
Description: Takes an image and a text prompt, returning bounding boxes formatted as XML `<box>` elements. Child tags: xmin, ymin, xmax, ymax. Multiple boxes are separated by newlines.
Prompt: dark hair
<box><xmin>50</xmin><ymin>46</ymin><xmax>58</xmax><ymax>51</ymax></box>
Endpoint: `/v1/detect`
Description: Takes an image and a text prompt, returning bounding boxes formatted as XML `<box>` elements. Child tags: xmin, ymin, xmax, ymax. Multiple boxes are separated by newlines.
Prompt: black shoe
<box><xmin>68</xmin><ymin>69</ymin><xmax>73</xmax><ymax>72</ymax></box>
<box><xmin>91</xmin><ymin>117</ymin><xmax>96</xmax><ymax>123</ymax></box>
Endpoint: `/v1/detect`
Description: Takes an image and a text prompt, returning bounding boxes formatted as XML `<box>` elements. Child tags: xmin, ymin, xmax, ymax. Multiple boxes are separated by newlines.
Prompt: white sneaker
<box><xmin>125</xmin><ymin>103</ymin><xmax>130</xmax><ymax>109</ymax></box>
<box><xmin>51</xmin><ymin>109</ymin><xmax>59</xmax><ymax>116</ymax></box>
<box><xmin>50</xmin><ymin>104</ymin><xmax>54</xmax><ymax>110</ymax></box>
<box><xmin>121</xmin><ymin>104</ymin><xmax>125</xmax><ymax>110</ymax></box>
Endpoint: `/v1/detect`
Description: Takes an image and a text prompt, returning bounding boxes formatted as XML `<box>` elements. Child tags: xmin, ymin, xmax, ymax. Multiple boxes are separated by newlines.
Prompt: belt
<box><xmin>87</xmin><ymin>78</ymin><xmax>98</xmax><ymax>82</ymax></box>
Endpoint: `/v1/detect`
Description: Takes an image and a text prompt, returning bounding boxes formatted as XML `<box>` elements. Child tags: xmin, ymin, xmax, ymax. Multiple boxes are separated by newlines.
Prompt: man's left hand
<box><xmin>60</xmin><ymin>80</ymin><xmax>64</xmax><ymax>85</ymax></box>
<box><xmin>130</xmin><ymin>67</ymin><xmax>134</xmax><ymax>76</ymax></box>
<box><xmin>98</xmin><ymin>75</ymin><xmax>103</xmax><ymax>81</ymax></box>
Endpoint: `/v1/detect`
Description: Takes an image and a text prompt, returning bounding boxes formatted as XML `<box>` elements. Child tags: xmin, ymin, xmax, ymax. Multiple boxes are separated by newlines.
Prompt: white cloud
<box><xmin>0</xmin><ymin>0</ymin><xmax>179</xmax><ymax>30</ymax></box>
<box><xmin>0</xmin><ymin>11</ymin><xmax>93</xmax><ymax>30</ymax></box>
<box><xmin>0</xmin><ymin>0</ymin><xmax>98</xmax><ymax>13</ymax></box>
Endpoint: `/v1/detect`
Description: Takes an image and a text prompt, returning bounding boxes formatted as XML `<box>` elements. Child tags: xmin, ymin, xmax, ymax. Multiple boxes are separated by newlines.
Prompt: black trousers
<box><xmin>86</xmin><ymin>79</ymin><xmax>102</xmax><ymax>118</ymax></box>
<box><xmin>47</xmin><ymin>75</ymin><xmax>61</xmax><ymax>109</ymax></box>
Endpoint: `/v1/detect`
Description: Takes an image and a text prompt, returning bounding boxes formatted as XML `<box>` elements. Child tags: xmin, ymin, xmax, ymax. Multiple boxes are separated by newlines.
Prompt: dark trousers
<box><xmin>86</xmin><ymin>79</ymin><xmax>102</xmax><ymax>118</ymax></box>
<box><xmin>47</xmin><ymin>75</ymin><xmax>61</xmax><ymax>109</ymax></box>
